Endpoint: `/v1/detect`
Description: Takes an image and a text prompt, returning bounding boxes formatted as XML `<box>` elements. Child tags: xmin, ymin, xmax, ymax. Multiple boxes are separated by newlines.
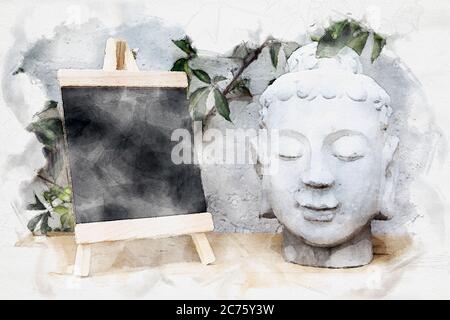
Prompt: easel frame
<box><xmin>58</xmin><ymin>38</ymin><xmax>215</xmax><ymax>277</ymax></box>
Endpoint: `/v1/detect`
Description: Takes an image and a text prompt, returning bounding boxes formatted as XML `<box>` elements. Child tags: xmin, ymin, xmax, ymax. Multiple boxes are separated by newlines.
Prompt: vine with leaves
<box><xmin>24</xmin><ymin>100</ymin><xmax>74</xmax><ymax>234</ymax></box>
<box><xmin>20</xmin><ymin>18</ymin><xmax>385</xmax><ymax>235</ymax></box>
<box><xmin>170</xmin><ymin>36</ymin><xmax>300</xmax><ymax>122</ymax></box>
<box><xmin>171</xmin><ymin>18</ymin><xmax>386</xmax><ymax>122</ymax></box>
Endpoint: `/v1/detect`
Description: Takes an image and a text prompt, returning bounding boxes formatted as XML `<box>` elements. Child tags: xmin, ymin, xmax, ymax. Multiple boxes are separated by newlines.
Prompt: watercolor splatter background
<box><xmin>0</xmin><ymin>0</ymin><xmax>448</xmax><ymax>298</ymax></box>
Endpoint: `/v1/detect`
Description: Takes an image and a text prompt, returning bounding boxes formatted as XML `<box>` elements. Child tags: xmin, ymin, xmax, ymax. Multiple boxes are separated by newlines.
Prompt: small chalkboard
<box><xmin>62</xmin><ymin>86</ymin><xmax>207</xmax><ymax>223</ymax></box>
<box><xmin>58</xmin><ymin>38</ymin><xmax>215</xmax><ymax>276</ymax></box>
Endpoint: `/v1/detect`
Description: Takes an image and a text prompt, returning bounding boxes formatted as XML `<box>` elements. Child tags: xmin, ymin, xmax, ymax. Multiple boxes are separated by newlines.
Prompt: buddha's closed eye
<box><xmin>331</xmin><ymin>135</ymin><xmax>367</xmax><ymax>162</ymax></box>
<box><xmin>278</xmin><ymin>136</ymin><xmax>304</xmax><ymax>160</ymax></box>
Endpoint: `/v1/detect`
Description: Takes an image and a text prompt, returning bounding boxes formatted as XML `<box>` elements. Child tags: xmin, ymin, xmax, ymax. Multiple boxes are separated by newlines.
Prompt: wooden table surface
<box><xmin>1</xmin><ymin>232</ymin><xmax>449</xmax><ymax>299</ymax></box>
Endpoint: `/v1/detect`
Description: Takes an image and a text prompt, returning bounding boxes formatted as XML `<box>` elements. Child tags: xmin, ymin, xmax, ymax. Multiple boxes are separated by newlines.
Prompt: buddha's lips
<box><xmin>301</xmin><ymin>203</ymin><xmax>339</xmax><ymax>211</ymax></box>
<box><xmin>294</xmin><ymin>190</ymin><xmax>339</xmax><ymax>211</ymax></box>
<box><xmin>299</xmin><ymin>204</ymin><xmax>339</xmax><ymax>222</ymax></box>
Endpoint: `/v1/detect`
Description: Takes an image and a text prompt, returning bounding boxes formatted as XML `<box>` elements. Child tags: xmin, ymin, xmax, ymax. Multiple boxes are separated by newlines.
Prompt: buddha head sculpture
<box><xmin>258</xmin><ymin>44</ymin><xmax>399</xmax><ymax>268</ymax></box>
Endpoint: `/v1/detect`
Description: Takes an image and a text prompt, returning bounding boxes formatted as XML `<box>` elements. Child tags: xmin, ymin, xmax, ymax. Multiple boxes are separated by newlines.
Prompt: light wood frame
<box><xmin>57</xmin><ymin>70</ymin><xmax>188</xmax><ymax>88</ymax></box>
<box><xmin>58</xmin><ymin>38</ymin><xmax>215</xmax><ymax>277</ymax></box>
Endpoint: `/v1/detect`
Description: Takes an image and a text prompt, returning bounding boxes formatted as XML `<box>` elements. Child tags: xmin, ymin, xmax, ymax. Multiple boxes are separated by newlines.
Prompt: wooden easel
<box><xmin>64</xmin><ymin>38</ymin><xmax>216</xmax><ymax>277</ymax></box>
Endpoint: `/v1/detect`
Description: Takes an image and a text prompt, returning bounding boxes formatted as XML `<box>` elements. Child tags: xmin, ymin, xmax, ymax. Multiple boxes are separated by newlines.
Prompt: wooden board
<box><xmin>58</xmin><ymin>70</ymin><xmax>188</xmax><ymax>87</ymax></box>
<box><xmin>75</xmin><ymin>213</ymin><xmax>214</xmax><ymax>244</ymax></box>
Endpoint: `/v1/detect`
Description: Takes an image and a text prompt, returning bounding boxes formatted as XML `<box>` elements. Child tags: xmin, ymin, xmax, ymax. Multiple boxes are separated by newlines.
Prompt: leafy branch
<box><xmin>315</xmin><ymin>19</ymin><xmax>386</xmax><ymax>62</ymax></box>
<box><xmin>171</xmin><ymin>20</ymin><xmax>386</xmax><ymax>123</ymax></box>
<box><xmin>23</xmin><ymin>100</ymin><xmax>75</xmax><ymax>234</ymax></box>
<box><xmin>171</xmin><ymin>37</ymin><xmax>233</xmax><ymax>121</ymax></box>
<box><xmin>26</xmin><ymin>184</ymin><xmax>74</xmax><ymax>235</ymax></box>
<box><xmin>171</xmin><ymin>37</ymin><xmax>299</xmax><ymax>122</ymax></box>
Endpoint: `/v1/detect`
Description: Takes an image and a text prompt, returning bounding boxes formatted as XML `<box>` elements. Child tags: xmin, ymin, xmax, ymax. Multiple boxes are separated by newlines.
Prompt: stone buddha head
<box><xmin>258</xmin><ymin>44</ymin><xmax>399</xmax><ymax>268</ymax></box>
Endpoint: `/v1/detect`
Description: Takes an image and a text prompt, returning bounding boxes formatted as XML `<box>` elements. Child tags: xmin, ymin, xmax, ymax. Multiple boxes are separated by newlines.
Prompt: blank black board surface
<box><xmin>61</xmin><ymin>87</ymin><xmax>206</xmax><ymax>224</ymax></box>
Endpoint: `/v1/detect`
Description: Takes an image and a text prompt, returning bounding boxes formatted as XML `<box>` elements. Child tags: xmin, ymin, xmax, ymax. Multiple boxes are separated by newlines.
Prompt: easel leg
<box><xmin>74</xmin><ymin>244</ymin><xmax>91</xmax><ymax>277</ymax></box>
<box><xmin>191</xmin><ymin>233</ymin><xmax>215</xmax><ymax>265</ymax></box>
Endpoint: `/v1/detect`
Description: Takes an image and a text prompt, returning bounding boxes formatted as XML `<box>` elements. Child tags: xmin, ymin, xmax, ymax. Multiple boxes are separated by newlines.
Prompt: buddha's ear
<box><xmin>375</xmin><ymin>135</ymin><xmax>399</xmax><ymax>220</ymax></box>
<box><xmin>250</xmin><ymin>131</ymin><xmax>277</xmax><ymax>219</ymax></box>
<box><xmin>249</xmin><ymin>135</ymin><xmax>259</xmax><ymax>172</ymax></box>
<box><xmin>259</xmin><ymin>175</ymin><xmax>276</xmax><ymax>219</ymax></box>
<box><xmin>250</xmin><ymin>129</ymin><xmax>272</xmax><ymax>176</ymax></box>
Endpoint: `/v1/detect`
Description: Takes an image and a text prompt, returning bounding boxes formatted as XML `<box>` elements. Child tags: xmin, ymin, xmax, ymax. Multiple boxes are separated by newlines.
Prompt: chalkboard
<box><xmin>61</xmin><ymin>86</ymin><xmax>206</xmax><ymax>224</ymax></box>
<box><xmin>58</xmin><ymin>39</ymin><xmax>215</xmax><ymax>277</ymax></box>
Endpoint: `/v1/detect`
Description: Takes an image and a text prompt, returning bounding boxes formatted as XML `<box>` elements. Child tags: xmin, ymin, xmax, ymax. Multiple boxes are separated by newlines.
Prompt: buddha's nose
<box><xmin>301</xmin><ymin>158</ymin><xmax>335</xmax><ymax>189</ymax></box>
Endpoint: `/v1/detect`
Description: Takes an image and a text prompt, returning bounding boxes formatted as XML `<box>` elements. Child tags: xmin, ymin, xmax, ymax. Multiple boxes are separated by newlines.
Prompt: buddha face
<box><xmin>264</xmin><ymin>96</ymin><xmax>396</xmax><ymax>247</ymax></box>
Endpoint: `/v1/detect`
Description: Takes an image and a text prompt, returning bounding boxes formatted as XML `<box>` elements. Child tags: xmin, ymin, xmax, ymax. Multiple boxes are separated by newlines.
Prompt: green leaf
<box><xmin>41</xmin><ymin>100</ymin><xmax>58</xmax><ymax>113</ymax></box>
<box><xmin>53</xmin><ymin>205</ymin><xmax>69</xmax><ymax>215</ymax></box>
<box><xmin>213</xmin><ymin>88</ymin><xmax>231</xmax><ymax>122</ymax></box>
<box><xmin>213</xmin><ymin>75</ymin><xmax>227</xmax><ymax>83</ymax></box>
<box><xmin>188</xmin><ymin>86</ymin><xmax>211</xmax><ymax>120</ymax></box>
<box><xmin>172</xmin><ymin>37</ymin><xmax>196</xmax><ymax>56</ymax></box>
<box><xmin>27</xmin><ymin>194</ymin><xmax>46</xmax><ymax>210</ymax></box>
<box><xmin>237</xmin><ymin>86</ymin><xmax>251</xmax><ymax>97</ymax></box>
<box><xmin>27</xmin><ymin>213</ymin><xmax>44</xmax><ymax>232</ymax></box>
<box><xmin>61</xmin><ymin>213</ymin><xmax>75</xmax><ymax>232</ymax></box>
<box><xmin>40</xmin><ymin>212</ymin><xmax>51</xmax><ymax>235</ymax></box>
<box><xmin>229</xmin><ymin>84</ymin><xmax>251</xmax><ymax>98</ymax></box>
<box><xmin>174</xmin><ymin>59</ymin><xmax>193</xmax><ymax>80</ymax></box>
<box><xmin>41</xmin><ymin>146</ymin><xmax>64</xmax><ymax>181</ymax></box>
<box><xmin>228</xmin><ymin>78</ymin><xmax>252</xmax><ymax>99</ymax></box>
<box><xmin>60</xmin><ymin>213</ymin><xmax>69</xmax><ymax>230</ymax></box>
<box><xmin>371</xmin><ymin>33</ymin><xmax>386</xmax><ymax>62</ymax></box>
<box><xmin>56</xmin><ymin>186</ymin><xmax>72</xmax><ymax>202</ymax></box>
<box><xmin>42</xmin><ymin>186</ymin><xmax>64</xmax><ymax>203</ymax></box>
<box><xmin>49</xmin><ymin>186</ymin><xmax>63</xmax><ymax>200</ymax></box>
<box><xmin>12</xmin><ymin>67</ymin><xmax>24</xmax><ymax>75</ymax></box>
<box><xmin>171</xmin><ymin>58</ymin><xmax>188</xmax><ymax>72</ymax></box>
<box><xmin>317</xmin><ymin>19</ymin><xmax>370</xmax><ymax>58</ymax></box>
<box><xmin>58</xmin><ymin>193</ymin><xmax>71</xmax><ymax>202</ymax></box>
<box><xmin>230</xmin><ymin>42</ymin><xmax>251</xmax><ymax>59</ymax></box>
<box><xmin>184</xmin><ymin>64</ymin><xmax>192</xmax><ymax>80</ymax></box>
<box><xmin>192</xmin><ymin>69</ymin><xmax>211</xmax><ymax>84</ymax></box>
<box><xmin>50</xmin><ymin>186</ymin><xmax>62</xmax><ymax>194</ymax></box>
<box><xmin>347</xmin><ymin>29</ymin><xmax>369</xmax><ymax>55</ymax></box>
<box><xmin>329</xmin><ymin>20</ymin><xmax>348</xmax><ymax>40</ymax></box>
<box><xmin>60</xmin><ymin>213</ymin><xmax>68</xmax><ymax>225</ymax></box>
<box><xmin>27</xmin><ymin>118</ymin><xmax>63</xmax><ymax>149</ymax></box>
<box><xmin>43</xmin><ymin>191</ymin><xmax>52</xmax><ymax>202</ymax></box>
<box><xmin>282</xmin><ymin>42</ymin><xmax>301</xmax><ymax>60</ymax></box>
<box><xmin>269</xmin><ymin>42</ymin><xmax>282</xmax><ymax>68</ymax></box>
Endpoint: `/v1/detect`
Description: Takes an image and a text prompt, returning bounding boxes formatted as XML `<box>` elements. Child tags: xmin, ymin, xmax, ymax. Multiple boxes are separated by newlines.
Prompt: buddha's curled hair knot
<box><xmin>260</xmin><ymin>43</ymin><xmax>392</xmax><ymax>129</ymax></box>
<box><xmin>285</xmin><ymin>42</ymin><xmax>363</xmax><ymax>74</ymax></box>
